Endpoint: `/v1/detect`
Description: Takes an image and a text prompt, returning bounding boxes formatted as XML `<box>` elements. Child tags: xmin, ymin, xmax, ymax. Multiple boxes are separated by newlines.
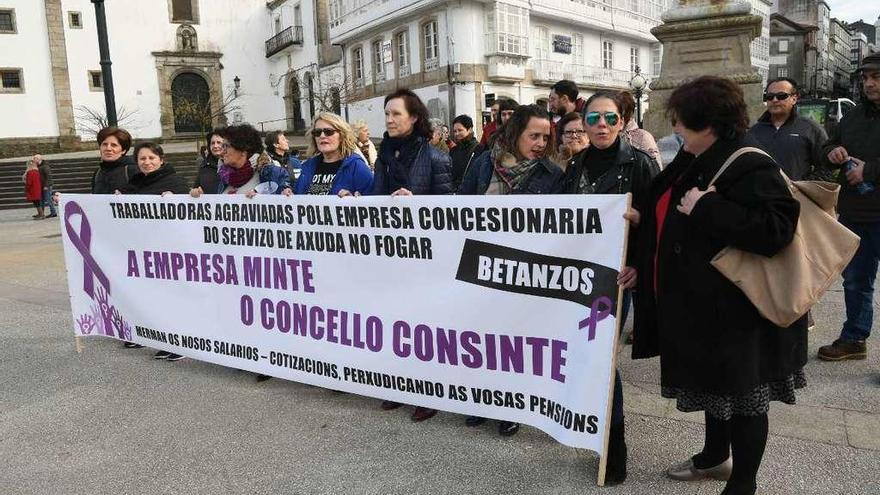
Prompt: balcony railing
<box><xmin>532</xmin><ymin>59</ymin><xmax>651</xmax><ymax>88</ymax></box>
<box><xmin>265</xmin><ymin>26</ymin><xmax>304</xmax><ymax>58</ymax></box>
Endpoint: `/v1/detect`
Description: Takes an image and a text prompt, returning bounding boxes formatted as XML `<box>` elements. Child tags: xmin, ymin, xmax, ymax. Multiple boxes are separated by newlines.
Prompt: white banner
<box><xmin>60</xmin><ymin>193</ymin><xmax>628</xmax><ymax>454</ymax></box>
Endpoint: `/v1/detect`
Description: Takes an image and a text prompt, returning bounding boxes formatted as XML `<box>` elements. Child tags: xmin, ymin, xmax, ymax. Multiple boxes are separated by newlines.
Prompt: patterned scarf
<box><xmin>486</xmin><ymin>149</ymin><xmax>540</xmax><ymax>195</ymax></box>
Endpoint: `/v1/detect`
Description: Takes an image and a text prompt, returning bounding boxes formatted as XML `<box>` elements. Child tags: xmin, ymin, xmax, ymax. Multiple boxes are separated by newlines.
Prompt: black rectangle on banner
<box><xmin>455</xmin><ymin>238</ymin><xmax>619</xmax><ymax>313</ymax></box>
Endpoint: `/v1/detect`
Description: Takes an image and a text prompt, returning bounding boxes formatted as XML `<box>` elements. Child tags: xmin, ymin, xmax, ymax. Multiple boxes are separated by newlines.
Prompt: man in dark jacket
<box><xmin>34</xmin><ymin>154</ymin><xmax>57</xmax><ymax>218</ymax></box>
<box><xmin>549</xmin><ymin>79</ymin><xmax>587</xmax><ymax>142</ymax></box>
<box><xmin>449</xmin><ymin>115</ymin><xmax>484</xmax><ymax>190</ymax></box>
<box><xmin>748</xmin><ymin>77</ymin><xmax>831</xmax><ymax>181</ymax></box>
<box><xmin>818</xmin><ymin>54</ymin><xmax>880</xmax><ymax>361</ymax></box>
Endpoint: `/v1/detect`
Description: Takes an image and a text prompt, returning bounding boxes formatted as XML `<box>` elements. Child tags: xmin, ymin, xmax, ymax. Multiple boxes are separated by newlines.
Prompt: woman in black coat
<box><xmin>368</xmin><ymin>88</ymin><xmax>453</xmax><ymax>197</ymax></box>
<box><xmin>118</xmin><ymin>142</ymin><xmax>190</xmax><ymax>196</ymax></box>
<box><xmin>190</xmin><ymin>130</ymin><xmax>224</xmax><ymax>196</ymax></box>
<box><xmin>632</xmin><ymin>76</ymin><xmax>806</xmax><ymax>495</ymax></box>
<box><xmin>562</xmin><ymin>91</ymin><xmax>658</xmax><ymax>485</ymax></box>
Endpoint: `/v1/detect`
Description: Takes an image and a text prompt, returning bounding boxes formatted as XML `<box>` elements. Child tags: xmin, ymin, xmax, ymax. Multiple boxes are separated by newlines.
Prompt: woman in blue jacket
<box><xmin>294</xmin><ymin>113</ymin><xmax>373</xmax><ymax>196</ymax></box>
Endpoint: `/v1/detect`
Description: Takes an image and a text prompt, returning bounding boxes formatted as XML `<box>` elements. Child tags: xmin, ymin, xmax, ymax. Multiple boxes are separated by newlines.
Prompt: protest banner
<box><xmin>60</xmin><ymin>193</ymin><xmax>629</xmax><ymax>483</ymax></box>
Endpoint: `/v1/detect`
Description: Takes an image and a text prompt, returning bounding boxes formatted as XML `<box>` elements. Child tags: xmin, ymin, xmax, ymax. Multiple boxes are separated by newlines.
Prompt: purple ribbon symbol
<box><xmin>64</xmin><ymin>201</ymin><xmax>110</xmax><ymax>299</ymax></box>
<box><xmin>578</xmin><ymin>296</ymin><xmax>613</xmax><ymax>341</ymax></box>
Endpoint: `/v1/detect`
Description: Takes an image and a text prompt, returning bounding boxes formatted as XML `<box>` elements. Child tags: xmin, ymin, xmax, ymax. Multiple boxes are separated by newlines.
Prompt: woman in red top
<box><xmin>24</xmin><ymin>159</ymin><xmax>43</xmax><ymax>219</ymax></box>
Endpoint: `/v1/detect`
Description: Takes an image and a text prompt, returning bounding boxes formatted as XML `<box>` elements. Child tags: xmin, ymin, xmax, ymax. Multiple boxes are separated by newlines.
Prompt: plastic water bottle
<box><xmin>846</xmin><ymin>160</ymin><xmax>874</xmax><ymax>195</ymax></box>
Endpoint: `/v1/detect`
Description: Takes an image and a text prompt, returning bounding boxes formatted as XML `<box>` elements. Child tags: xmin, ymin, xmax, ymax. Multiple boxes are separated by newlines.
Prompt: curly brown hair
<box><xmin>666</xmin><ymin>76</ymin><xmax>750</xmax><ymax>140</ymax></box>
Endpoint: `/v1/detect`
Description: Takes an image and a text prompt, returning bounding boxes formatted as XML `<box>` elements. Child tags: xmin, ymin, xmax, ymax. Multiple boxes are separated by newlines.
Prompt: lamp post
<box><xmin>233</xmin><ymin>76</ymin><xmax>241</xmax><ymax>97</ymax></box>
<box><xmin>629</xmin><ymin>66</ymin><xmax>647</xmax><ymax>129</ymax></box>
<box><xmin>91</xmin><ymin>0</ymin><xmax>117</xmax><ymax>126</ymax></box>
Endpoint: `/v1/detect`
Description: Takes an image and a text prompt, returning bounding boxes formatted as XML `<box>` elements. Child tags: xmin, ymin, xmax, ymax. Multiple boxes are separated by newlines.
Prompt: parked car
<box><xmin>796</xmin><ymin>97</ymin><xmax>856</xmax><ymax>135</ymax></box>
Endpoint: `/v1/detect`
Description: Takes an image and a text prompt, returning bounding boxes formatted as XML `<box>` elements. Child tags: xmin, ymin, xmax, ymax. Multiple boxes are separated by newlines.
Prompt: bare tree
<box><xmin>74</xmin><ymin>105</ymin><xmax>141</xmax><ymax>138</ymax></box>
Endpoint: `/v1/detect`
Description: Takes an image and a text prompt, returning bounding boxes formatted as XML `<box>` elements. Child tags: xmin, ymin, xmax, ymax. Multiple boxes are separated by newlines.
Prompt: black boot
<box><xmin>604</xmin><ymin>422</ymin><xmax>627</xmax><ymax>485</ymax></box>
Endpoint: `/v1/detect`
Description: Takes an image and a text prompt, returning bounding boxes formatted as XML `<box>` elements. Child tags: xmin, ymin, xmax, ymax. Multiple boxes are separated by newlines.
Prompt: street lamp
<box><xmin>233</xmin><ymin>76</ymin><xmax>241</xmax><ymax>97</ymax></box>
<box><xmin>91</xmin><ymin>0</ymin><xmax>117</xmax><ymax>126</ymax></box>
<box><xmin>629</xmin><ymin>66</ymin><xmax>647</xmax><ymax>129</ymax></box>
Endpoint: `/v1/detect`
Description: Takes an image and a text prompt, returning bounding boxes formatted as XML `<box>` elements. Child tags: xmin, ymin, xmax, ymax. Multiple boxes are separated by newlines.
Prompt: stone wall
<box><xmin>0</xmin><ymin>136</ymin><xmax>91</xmax><ymax>159</ymax></box>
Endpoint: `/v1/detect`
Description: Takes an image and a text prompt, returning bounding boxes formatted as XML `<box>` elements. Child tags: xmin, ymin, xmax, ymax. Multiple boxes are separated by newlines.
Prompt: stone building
<box><xmin>768</xmin><ymin>13</ymin><xmax>813</xmax><ymax>86</ymax></box>
<box><xmin>828</xmin><ymin>17</ymin><xmax>852</xmax><ymax>97</ymax></box>
<box><xmin>775</xmin><ymin>0</ymin><xmax>832</xmax><ymax>96</ymax></box>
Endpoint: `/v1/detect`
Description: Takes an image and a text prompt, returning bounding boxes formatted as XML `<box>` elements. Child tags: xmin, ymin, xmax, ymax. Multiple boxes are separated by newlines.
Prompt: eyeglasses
<box><xmin>563</xmin><ymin>129</ymin><xmax>587</xmax><ymax>137</ymax></box>
<box><xmin>585</xmin><ymin>111</ymin><xmax>620</xmax><ymax>127</ymax></box>
<box><xmin>311</xmin><ymin>128</ymin><xmax>338</xmax><ymax>138</ymax></box>
<box><xmin>763</xmin><ymin>92</ymin><xmax>793</xmax><ymax>102</ymax></box>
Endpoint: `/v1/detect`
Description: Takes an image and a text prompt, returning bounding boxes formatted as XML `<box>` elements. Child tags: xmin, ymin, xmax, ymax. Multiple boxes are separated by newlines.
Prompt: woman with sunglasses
<box><xmin>562</xmin><ymin>90</ymin><xmax>657</xmax><ymax>485</ymax></box>
<box><xmin>190</xmin><ymin>124</ymin><xmax>291</xmax><ymax>197</ymax></box>
<box><xmin>458</xmin><ymin>104</ymin><xmax>565</xmax><ymax>436</ymax></box>
<box><xmin>632</xmin><ymin>76</ymin><xmax>805</xmax><ymax>495</ymax></box>
<box><xmin>294</xmin><ymin>113</ymin><xmax>373</xmax><ymax>196</ymax></box>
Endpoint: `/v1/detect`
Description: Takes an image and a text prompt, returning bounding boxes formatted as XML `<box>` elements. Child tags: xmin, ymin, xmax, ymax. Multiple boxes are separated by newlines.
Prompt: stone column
<box><xmin>44</xmin><ymin>0</ymin><xmax>78</xmax><ymax>146</ymax></box>
<box><xmin>644</xmin><ymin>0</ymin><xmax>763</xmax><ymax>138</ymax></box>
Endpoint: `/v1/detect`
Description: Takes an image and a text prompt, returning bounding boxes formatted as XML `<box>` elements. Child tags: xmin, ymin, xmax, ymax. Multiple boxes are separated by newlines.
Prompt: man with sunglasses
<box><xmin>747</xmin><ymin>77</ymin><xmax>831</xmax><ymax>182</ymax></box>
<box><xmin>817</xmin><ymin>53</ymin><xmax>880</xmax><ymax>362</ymax></box>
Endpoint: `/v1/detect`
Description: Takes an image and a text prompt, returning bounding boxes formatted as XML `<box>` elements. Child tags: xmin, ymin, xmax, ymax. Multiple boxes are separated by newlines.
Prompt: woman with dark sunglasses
<box><xmin>562</xmin><ymin>90</ymin><xmax>657</xmax><ymax>485</ymax></box>
<box><xmin>293</xmin><ymin>113</ymin><xmax>373</xmax><ymax>196</ymax></box>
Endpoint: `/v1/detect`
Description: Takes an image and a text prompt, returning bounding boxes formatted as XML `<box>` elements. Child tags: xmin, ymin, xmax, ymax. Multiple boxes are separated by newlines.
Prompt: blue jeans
<box><xmin>838</xmin><ymin>218</ymin><xmax>880</xmax><ymax>342</ymax></box>
<box><xmin>41</xmin><ymin>188</ymin><xmax>56</xmax><ymax>216</ymax></box>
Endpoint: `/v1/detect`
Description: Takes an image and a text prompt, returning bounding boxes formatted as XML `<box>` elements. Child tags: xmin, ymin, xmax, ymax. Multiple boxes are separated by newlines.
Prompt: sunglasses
<box><xmin>311</xmin><ymin>128</ymin><xmax>338</xmax><ymax>138</ymax></box>
<box><xmin>763</xmin><ymin>92</ymin><xmax>793</xmax><ymax>102</ymax></box>
<box><xmin>585</xmin><ymin>111</ymin><xmax>619</xmax><ymax>127</ymax></box>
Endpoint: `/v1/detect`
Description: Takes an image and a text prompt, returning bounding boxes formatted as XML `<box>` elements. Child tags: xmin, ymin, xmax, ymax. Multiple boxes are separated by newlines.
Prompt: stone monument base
<box><xmin>644</xmin><ymin>2</ymin><xmax>763</xmax><ymax>139</ymax></box>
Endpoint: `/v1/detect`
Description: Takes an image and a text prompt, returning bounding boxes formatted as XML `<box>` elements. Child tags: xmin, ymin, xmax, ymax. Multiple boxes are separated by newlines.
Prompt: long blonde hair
<box><xmin>306</xmin><ymin>112</ymin><xmax>358</xmax><ymax>158</ymax></box>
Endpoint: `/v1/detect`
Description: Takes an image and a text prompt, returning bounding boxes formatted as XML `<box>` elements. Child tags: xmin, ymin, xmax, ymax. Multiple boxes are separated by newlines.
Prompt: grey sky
<box><xmin>820</xmin><ymin>0</ymin><xmax>879</xmax><ymax>24</ymax></box>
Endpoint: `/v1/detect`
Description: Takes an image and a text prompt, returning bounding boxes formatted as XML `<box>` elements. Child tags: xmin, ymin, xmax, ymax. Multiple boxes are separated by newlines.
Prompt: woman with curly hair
<box><xmin>191</xmin><ymin>124</ymin><xmax>291</xmax><ymax>197</ymax></box>
<box><xmin>633</xmin><ymin>76</ymin><xmax>806</xmax><ymax>495</ymax></box>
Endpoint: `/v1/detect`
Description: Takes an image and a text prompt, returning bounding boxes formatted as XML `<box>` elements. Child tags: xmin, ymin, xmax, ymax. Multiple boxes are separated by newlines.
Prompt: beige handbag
<box><xmin>707</xmin><ymin>147</ymin><xmax>860</xmax><ymax>328</ymax></box>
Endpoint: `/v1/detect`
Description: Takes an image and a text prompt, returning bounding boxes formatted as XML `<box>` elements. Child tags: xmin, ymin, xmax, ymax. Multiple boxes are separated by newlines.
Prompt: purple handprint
<box><xmin>76</xmin><ymin>313</ymin><xmax>96</xmax><ymax>335</ymax></box>
<box><xmin>95</xmin><ymin>286</ymin><xmax>115</xmax><ymax>337</ymax></box>
<box><xmin>90</xmin><ymin>303</ymin><xmax>105</xmax><ymax>335</ymax></box>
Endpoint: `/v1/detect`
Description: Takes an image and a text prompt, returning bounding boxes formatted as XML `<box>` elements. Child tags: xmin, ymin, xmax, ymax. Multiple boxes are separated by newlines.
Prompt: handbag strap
<box><xmin>707</xmin><ymin>147</ymin><xmax>771</xmax><ymax>187</ymax></box>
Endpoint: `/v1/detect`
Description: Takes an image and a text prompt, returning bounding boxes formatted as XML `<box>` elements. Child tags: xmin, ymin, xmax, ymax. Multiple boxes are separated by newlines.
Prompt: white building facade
<box><xmin>326</xmin><ymin>0</ymin><xmax>673</xmax><ymax>135</ymax></box>
<box><xmin>0</xmin><ymin>0</ymin><xmax>320</xmax><ymax>156</ymax></box>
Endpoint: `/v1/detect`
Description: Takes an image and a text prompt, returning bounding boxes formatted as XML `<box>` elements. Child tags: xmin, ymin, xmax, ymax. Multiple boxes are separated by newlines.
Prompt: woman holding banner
<box><xmin>369</xmin><ymin>88</ymin><xmax>452</xmax><ymax>422</ymax></box>
<box><xmin>562</xmin><ymin>90</ymin><xmax>657</xmax><ymax>485</ymax></box>
<box><xmin>117</xmin><ymin>142</ymin><xmax>189</xmax><ymax>361</ymax></box>
<box><xmin>294</xmin><ymin>112</ymin><xmax>373</xmax><ymax>196</ymax></box>
<box><xmin>458</xmin><ymin>104</ymin><xmax>565</xmax><ymax>436</ymax></box>
<box><xmin>191</xmin><ymin>124</ymin><xmax>292</xmax><ymax>197</ymax></box>
<box><xmin>632</xmin><ymin>76</ymin><xmax>806</xmax><ymax>495</ymax></box>
<box><xmin>368</xmin><ymin>89</ymin><xmax>453</xmax><ymax>197</ymax></box>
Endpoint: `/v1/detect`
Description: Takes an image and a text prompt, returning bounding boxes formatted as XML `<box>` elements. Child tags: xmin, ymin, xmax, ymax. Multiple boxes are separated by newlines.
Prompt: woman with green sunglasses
<box><xmin>562</xmin><ymin>90</ymin><xmax>658</xmax><ymax>486</ymax></box>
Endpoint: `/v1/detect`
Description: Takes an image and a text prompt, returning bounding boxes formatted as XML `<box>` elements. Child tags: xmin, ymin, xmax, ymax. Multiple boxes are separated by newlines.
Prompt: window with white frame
<box><xmin>534</xmin><ymin>26</ymin><xmax>549</xmax><ymax>60</ymax></box>
<box><xmin>572</xmin><ymin>33</ymin><xmax>584</xmax><ymax>64</ymax></box>
<box><xmin>777</xmin><ymin>67</ymin><xmax>788</xmax><ymax>78</ymax></box>
<box><xmin>352</xmin><ymin>47</ymin><xmax>364</xmax><ymax>86</ymax></box>
<box><xmin>423</xmin><ymin>20</ymin><xmax>439</xmax><ymax>71</ymax></box>
<box><xmin>630</xmin><ymin>46</ymin><xmax>640</xmax><ymax>73</ymax></box>
<box><xmin>487</xmin><ymin>3</ymin><xmax>529</xmax><ymax>56</ymax></box>
<box><xmin>778</xmin><ymin>39</ymin><xmax>789</xmax><ymax>53</ymax></box>
<box><xmin>0</xmin><ymin>9</ymin><xmax>16</xmax><ymax>33</ymax></box>
<box><xmin>651</xmin><ymin>43</ymin><xmax>662</xmax><ymax>76</ymax></box>
<box><xmin>372</xmin><ymin>39</ymin><xmax>385</xmax><ymax>82</ymax></box>
<box><xmin>396</xmin><ymin>30</ymin><xmax>410</xmax><ymax>77</ymax></box>
<box><xmin>603</xmin><ymin>40</ymin><xmax>614</xmax><ymax>69</ymax></box>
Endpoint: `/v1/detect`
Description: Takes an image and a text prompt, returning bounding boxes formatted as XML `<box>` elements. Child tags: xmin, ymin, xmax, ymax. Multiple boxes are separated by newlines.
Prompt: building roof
<box><xmin>770</xmin><ymin>13</ymin><xmax>817</xmax><ymax>33</ymax></box>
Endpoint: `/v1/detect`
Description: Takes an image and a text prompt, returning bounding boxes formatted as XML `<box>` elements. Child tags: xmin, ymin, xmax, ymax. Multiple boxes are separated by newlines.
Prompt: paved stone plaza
<box><xmin>0</xmin><ymin>208</ymin><xmax>877</xmax><ymax>495</ymax></box>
